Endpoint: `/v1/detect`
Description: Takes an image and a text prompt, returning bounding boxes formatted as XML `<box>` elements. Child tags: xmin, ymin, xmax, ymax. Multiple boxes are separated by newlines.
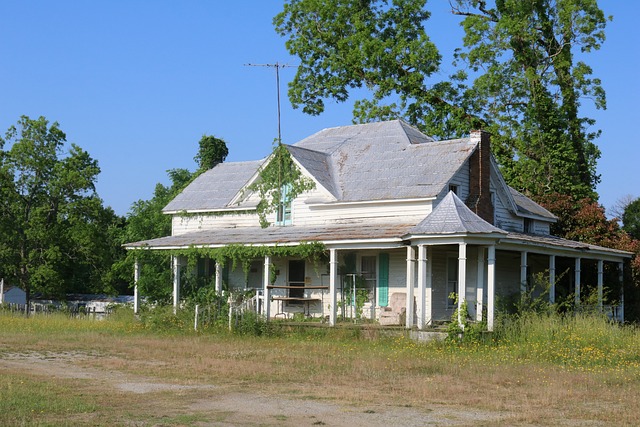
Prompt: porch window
<box><xmin>360</xmin><ymin>256</ymin><xmax>377</xmax><ymax>303</ymax></box>
<box><xmin>276</xmin><ymin>183</ymin><xmax>292</xmax><ymax>226</ymax></box>
<box><xmin>446</xmin><ymin>256</ymin><xmax>458</xmax><ymax>308</ymax></box>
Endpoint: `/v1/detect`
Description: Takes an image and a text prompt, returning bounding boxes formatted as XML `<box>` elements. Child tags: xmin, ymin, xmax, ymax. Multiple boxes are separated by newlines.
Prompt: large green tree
<box><xmin>275</xmin><ymin>0</ymin><xmax>608</xmax><ymax>200</ymax></box>
<box><xmin>0</xmin><ymin>116</ymin><xmax>124</xmax><ymax>304</ymax></box>
<box><xmin>194</xmin><ymin>135</ymin><xmax>229</xmax><ymax>171</ymax></box>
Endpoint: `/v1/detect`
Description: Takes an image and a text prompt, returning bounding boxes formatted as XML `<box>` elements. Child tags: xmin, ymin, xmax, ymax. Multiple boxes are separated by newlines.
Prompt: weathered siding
<box><xmin>172</xmin><ymin>211</ymin><xmax>261</xmax><ymax>235</ymax></box>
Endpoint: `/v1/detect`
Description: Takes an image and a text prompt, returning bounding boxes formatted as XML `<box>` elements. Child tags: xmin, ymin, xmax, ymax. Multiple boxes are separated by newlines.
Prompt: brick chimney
<box><xmin>467</xmin><ymin>130</ymin><xmax>494</xmax><ymax>224</ymax></box>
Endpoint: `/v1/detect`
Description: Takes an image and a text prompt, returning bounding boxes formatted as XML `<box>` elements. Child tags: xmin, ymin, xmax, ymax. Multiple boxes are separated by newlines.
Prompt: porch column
<box><xmin>575</xmin><ymin>258</ymin><xmax>581</xmax><ymax>307</ymax></box>
<box><xmin>597</xmin><ymin>259</ymin><xmax>604</xmax><ymax>312</ymax></box>
<box><xmin>133</xmin><ymin>258</ymin><xmax>140</xmax><ymax>314</ymax></box>
<box><xmin>457</xmin><ymin>243</ymin><xmax>467</xmax><ymax>328</ymax></box>
<box><xmin>520</xmin><ymin>251</ymin><xmax>528</xmax><ymax>295</ymax></box>
<box><xmin>487</xmin><ymin>245</ymin><xmax>496</xmax><ymax>332</ymax></box>
<box><xmin>425</xmin><ymin>246</ymin><xmax>432</xmax><ymax>327</ymax></box>
<box><xmin>618</xmin><ymin>262</ymin><xmax>624</xmax><ymax>322</ymax></box>
<box><xmin>263</xmin><ymin>255</ymin><xmax>271</xmax><ymax>321</ymax></box>
<box><xmin>215</xmin><ymin>261</ymin><xmax>223</xmax><ymax>294</ymax></box>
<box><xmin>476</xmin><ymin>247</ymin><xmax>485</xmax><ymax>322</ymax></box>
<box><xmin>172</xmin><ymin>255</ymin><xmax>181</xmax><ymax>314</ymax></box>
<box><xmin>416</xmin><ymin>245</ymin><xmax>427</xmax><ymax>330</ymax></box>
<box><xmin>405</xmin><ymin>245</ymin><xmax>416</xmax><ymax>329</ymax></box>
<box><xmin>329</xmin><ymin>249</ymin><xmax>338</xmax><ymax>326</ymax></box>
<box><xmin>549</xmin><ymin>255</ymin><xmax>556</xmax><ymax>304</ymax></box>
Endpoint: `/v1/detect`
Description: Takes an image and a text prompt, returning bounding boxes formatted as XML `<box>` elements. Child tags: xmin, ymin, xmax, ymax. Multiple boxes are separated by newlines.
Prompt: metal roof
<box><xmin>125</xmin><ymin>222</ymin><xmax>414</xmax><ymax>249</ymax></box>
<box><xmin>293</xmin><ymin>120</ymin><xmax>475</xmax><ymax>202</ymax></box>
<box><xmin>509</xmin><ymin>187</ymin><xmax>557</xmax><ymax>220</ymax></box>
<box><xmin>163</xmin><ymin>160</ymin><xmax>263</xmax><ymax>212</ymax></box>
<box><xmin>408</xmin><ymin>191</ymin><xmax>507</xmax><ymax>235</ymax></box>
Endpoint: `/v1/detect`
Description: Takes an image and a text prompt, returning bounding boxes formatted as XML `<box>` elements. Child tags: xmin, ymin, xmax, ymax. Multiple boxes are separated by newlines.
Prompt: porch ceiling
<box><xmin>124</xmin><ymin>222</ymin><xmax>416</xmax><ymax>250</ymax></box>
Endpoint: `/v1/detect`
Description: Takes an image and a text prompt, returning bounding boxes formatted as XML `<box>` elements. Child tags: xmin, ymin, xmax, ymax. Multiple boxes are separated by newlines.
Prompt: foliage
<box><xmin>275</xmin><ymin>0</ymin><xmax>609</xmax><ymax>200</ymax></box>
<box><xmin>622</xmin><ymin>197</ymin><xmax>640</xmax><ymax>241</ymax></box>
<box><xmin>113</xmin><ymin>168</ymin><xmax>195</xmax><ymax>302</ymax></box>
<box><xmin>450</xmin><ymin>0</ymin><xmax>607</xmax><ymax>199</ymax></box>
<box><xmin>446</xmin><ymin>294</ymin><xmax>486</xmax><ymax>343</ymax></box>
<box><xmin>194</xmin><ymin>134</ymin><xmax>228</xmax><ymax>171</ymax></box>
<box><xmin>0</xmin><ymin>116</ymin><xmax>125</xmax><ymax>303</ymax></box>
<box><xmin>247</xmin><ymin>142</ymin><xmax>315</xmax><ymax>228</ymax></box>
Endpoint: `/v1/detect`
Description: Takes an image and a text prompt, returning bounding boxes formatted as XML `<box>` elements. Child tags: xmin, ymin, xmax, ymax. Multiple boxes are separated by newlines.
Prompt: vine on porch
<box><xmin>165</xmin><ymin>241</ymin><xmax>327</xmax><ymax>281</ymax></box>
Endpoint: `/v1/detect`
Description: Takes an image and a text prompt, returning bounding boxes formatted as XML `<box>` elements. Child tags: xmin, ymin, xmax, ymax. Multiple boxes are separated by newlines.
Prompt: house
<box><xmin>125</xmin><ymin>120</ymin><xmax>631</xmax><ymax>330</ymax></box>
<box><xmin>0</xmin><ymin>280</ymin><xmax>27</xmax><ymax>305</ymax></box>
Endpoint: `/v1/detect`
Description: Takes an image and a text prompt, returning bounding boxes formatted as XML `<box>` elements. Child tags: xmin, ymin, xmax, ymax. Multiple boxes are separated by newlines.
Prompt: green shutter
<box><xmin>378</xmin><ymin>253</ymin><xmax>389</xmax><ymax>307</ymax></box>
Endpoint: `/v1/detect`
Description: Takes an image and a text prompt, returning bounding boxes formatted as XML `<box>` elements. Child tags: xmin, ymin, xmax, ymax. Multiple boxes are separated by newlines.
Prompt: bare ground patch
<box><xmin>0</xmin><ymin>351</ymin><xmax>507</xmax><ymax>426</ymax></box>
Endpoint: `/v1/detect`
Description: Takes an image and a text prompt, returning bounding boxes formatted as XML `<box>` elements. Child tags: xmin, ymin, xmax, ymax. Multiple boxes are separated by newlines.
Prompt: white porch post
<box><xmin>215</xmin><ymin>261</ymin><xmax>223</xmax><ymax>294</ymax></box>
<box><xmin>520</xmin><ymin>251</ymin><xmax>528</xmax><ymax>295</ymax></box>
<box><xmin>263</xmin><ymin>255</ymin><xmax>271</xmax><ymax>321</ymax></box>
<box><xmin>476</xmin><ymin>247</ymin><xmax>485</xmax><ymax>322</ymax></box>
<box><xmin>329</xmin><ymin>249</ymin><xmax>338</xmax><ymax>326</ymax></box>
<box><xmin>172</xmin><ymin>255</ymin><xmax>181</xmax><ymax>314</ymax></box>
<box><xmin>416</xmin><ymin>245</ymin><xmax>427</xmax><ymax>330</ymax></box>
<box><xmin>597</xmin><ymin>259</ymin><xmax>604</xmax><ymax>312</ymax></box>
<box><xmin>425</xmin><ymin>246</ymin><xmax>432</xmax><ymax>328</ymax></box>
<box><xmin>618</xmin><ymin>262</ymin><xmax>624</xmax><ymax>322</ymax></box>
<box><xmin>133</xmin><ymin>258</ymin><xmax>140</xmax><ymax>314</ymax></box>
<box><xmin>549</xmin><ymin>255</ymin><xmax>556</xmax><ymax>304</ymax></box>
<box><xmin>487</xmin><ymin>245</ymin><xmax>496</xmax><ymax>332</ymax></box>
<box><xmin>405</xmin><ymin>245</ymin><xmax>416</xmax><ymax>329</ymax></box>
<box><xmin>575</xmin><ymin>257</ymin><xmax>581</xmax><ymax>307</ymax></box>
<box><xmin>457</xmin><ymin>243</ymin><xmax>467</xmax><ymax>328</ymax></box>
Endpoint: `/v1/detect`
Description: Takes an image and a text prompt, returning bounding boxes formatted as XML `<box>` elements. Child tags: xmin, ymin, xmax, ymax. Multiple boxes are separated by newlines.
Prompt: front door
<box><xmin>288</xmin><ymin>260</ymin><xmax>305</xmax><ymax>299</ymax></box>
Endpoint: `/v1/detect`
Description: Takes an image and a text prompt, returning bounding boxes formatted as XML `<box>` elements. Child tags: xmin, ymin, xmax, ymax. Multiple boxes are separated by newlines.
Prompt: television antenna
<box><xmin>244</xmin><ymin>62</ymin><xmax>297</xmax><ymax>145</ymax></box>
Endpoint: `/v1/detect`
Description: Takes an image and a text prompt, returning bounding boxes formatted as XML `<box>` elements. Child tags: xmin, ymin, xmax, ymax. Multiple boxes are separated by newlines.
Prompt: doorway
<box><xmin>288</xmin><ymin>260</ymin><xmax>305</xmax><ymax>299</ymax></box>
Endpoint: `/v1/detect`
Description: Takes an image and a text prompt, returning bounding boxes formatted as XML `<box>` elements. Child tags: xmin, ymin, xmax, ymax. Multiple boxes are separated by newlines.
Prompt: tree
<box><xmin>113</xmin><ymin>168</ymin><xmax>195</xmax><ymax>302</ymax></box>
<box><xmin>194</xmin><ymin>135</ymin><xmax>228</xmax><ymax>171</ymax></box>
<box><xmin>0</xmin><ymin>116</ymin><xmax>123</xmax><ymax>304</ymax></box>
<box><xmin>275</xmin><ymin>0</ymin><xmax>608</xmax><ymax>200</ymax></box>
<box><xmin>622</xmin><ymin>198</ymin><xmax>640</xmax><ymax>241</ymax></box>
<box><xmin>274</xmin><ymin>0</ymin><xmax>482</xmax><ymax>137</ymax></box>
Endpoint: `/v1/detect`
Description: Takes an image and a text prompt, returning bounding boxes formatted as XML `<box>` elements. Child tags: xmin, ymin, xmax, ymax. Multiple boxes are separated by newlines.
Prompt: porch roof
<box><xmin>124</xmin><ymin>222</ymin><xmax>416</xmax><ymax>250</ymax></box>
<box><xmin>502</xmin><ymin>232</ymin><xmax>633</xmax><ymax>259</ymax></box>
<box><xmin>407</xmin><ymin>191</ymin><xmax>507</xmax><ymax>236</ymax></box>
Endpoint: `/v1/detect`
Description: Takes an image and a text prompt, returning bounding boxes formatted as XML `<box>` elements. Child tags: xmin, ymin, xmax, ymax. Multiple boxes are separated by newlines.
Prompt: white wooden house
<box><xmin>126</xmin><ymin>120</ymin><xmax>631</xmax><ymax>330</ymax></box>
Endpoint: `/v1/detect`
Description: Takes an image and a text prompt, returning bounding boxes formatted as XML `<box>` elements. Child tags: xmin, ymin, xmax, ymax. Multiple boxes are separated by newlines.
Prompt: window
<box><xmin>360</xmin><ymin>256</ymin><xmax>377</xmax><ymax>304</ymax></box>
<box><xmin>449</xmin><ymin>184</ymin><xmax>459</xmax><ymax>195</ymax></box>
<box><xmin>276</xmin><ymin>183</ymin><xmax>292</xmax><ymax>225</ymax></box>
<box><xmin>523</xmin><ymin>218</ymin><xmax>533</xmax><ymax>233</ymax></box>
<box><xmin>446</xmin><ymin>256</ymin><xmax>458</xmax><ymax>308</ymax></box>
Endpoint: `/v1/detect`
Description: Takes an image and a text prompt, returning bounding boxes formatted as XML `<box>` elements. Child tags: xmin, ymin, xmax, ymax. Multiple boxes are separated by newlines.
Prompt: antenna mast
<box><xmin>244</xmin><ymin>62</ymin><xmax>296</xmax><ymax>145</ymax></box>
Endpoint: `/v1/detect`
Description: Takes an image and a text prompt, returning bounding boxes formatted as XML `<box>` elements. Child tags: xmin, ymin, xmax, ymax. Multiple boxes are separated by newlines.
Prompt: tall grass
<box><xmin>491</xmin><ymin>312</ymin><xmax>640</xmax><ymax>371</ymax></box>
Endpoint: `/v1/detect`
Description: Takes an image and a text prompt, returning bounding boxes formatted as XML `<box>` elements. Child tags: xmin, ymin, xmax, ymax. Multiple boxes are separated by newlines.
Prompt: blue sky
<box><xmin>1</xmin><ymin>1</ymin><xmax>638</xmax><ymax>217</ymax></box>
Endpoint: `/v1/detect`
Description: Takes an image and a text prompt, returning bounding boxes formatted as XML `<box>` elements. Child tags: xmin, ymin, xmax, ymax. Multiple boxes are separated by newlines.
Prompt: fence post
<box><xmin>194</xmin><ymin>304</ymin><xmax>199</xmax><ymax>331</ymax></box>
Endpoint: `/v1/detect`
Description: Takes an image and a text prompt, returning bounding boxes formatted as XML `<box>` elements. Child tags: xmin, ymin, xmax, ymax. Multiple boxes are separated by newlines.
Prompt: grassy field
<box><xmin>1</xmin><ymin>309</ymin><xmax>639</xmax><ymax>426</ymax></box>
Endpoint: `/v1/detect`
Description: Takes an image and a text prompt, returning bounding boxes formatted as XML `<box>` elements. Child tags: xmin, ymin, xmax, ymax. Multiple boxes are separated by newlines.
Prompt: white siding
<box><xmin>172</xmin><ymin>211</ymin><xmax>261</xmax><ymax>235</ymax></box>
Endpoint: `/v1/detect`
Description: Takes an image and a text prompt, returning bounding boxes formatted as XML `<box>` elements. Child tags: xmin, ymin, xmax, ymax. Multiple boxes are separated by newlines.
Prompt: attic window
<box><xmin>523</xmin><ymin>218</ymin><xmax>533</xmax><ymax>233</ymax></box>
<box><xmin>449</xmin><ymin>184</ymin><xmax>459</xmax><ymax>195</ymax></box>
<box><xmin>276</xmin><ymin>183</ymin><xmax>293</xmax><ymax>226</ymax></box>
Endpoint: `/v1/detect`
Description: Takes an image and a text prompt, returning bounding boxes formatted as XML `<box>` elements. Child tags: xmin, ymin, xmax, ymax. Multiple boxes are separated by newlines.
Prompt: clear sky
<box><xmin>1</xmin><ymin>1</ymin><xmax>638</xmax><ymax>217</ymax></box>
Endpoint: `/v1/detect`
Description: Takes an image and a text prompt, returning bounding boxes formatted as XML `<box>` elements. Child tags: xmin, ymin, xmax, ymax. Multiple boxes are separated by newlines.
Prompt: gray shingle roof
<box><xmin>162</xmin><ymin>120</ymin><xmax>474</xmax><ymax>212</ymax></box>
<box><xmin>163</xmin><ymin>160</ymin><xmax>263</xmax><ymax>212</ymax></box>
<box><xmin>408</xmin><ymin>191</ymin><xmax>507</xmax><ymax>235</ymax></box>
<box><xmin>509</xmin><ymin>187</ymin><xmax>557</xmax><ymax>220</ymax></box>
<box><xmin>292</xmin><ymin>120</ymin><xmax>474</xmax><ymax>202</ymax></box>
